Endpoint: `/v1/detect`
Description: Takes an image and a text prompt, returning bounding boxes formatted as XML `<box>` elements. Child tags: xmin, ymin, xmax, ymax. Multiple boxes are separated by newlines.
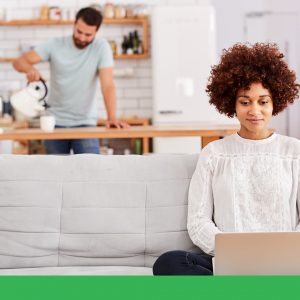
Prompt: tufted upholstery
<box><xmin>0</xmin><ymin>154</ymin><xmax>200</xmax><ymax>275</ymax></box>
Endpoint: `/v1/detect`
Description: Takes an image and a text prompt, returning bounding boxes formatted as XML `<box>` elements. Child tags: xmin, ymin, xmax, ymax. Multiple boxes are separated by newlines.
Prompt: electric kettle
<box><xmin>10</xmin><ymin>80</ymin><xmax>50</xmax><ymax>118</ymax></box>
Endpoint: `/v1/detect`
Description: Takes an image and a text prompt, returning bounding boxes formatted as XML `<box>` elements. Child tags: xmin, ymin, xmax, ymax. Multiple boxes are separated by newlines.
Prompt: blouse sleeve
<box><xmin>296</xmin><ymin>158</ymin><xmax>300</xmax><ymax>231</ymax></box>
<box><xmin>187</xmin><ymin>146</ymin><xmax>221</xmax><ymax>255</ymax></box>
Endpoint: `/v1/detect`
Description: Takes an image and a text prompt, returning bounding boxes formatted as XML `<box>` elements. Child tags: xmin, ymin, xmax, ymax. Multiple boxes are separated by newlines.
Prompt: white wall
<box><xmin>211</xmin><ymin>0</ymin><xmax>267</xmax><ymax>54</ymax></box>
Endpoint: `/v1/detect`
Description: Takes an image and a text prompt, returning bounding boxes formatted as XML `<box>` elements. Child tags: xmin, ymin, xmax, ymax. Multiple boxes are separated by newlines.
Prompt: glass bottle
<box><xmin>121</xmin><ymin>36</ymin><xmax>129</xmax><ymax>54</ymax></box>
<box><xmin>133</xmin><ymin>30</ymin><xmax>139</xmax><ymax>54</ymax></box>
<box><xmin>127</xmin><ymin>32</ymin><xmax>134</xmax><ymax>54</ymax></box>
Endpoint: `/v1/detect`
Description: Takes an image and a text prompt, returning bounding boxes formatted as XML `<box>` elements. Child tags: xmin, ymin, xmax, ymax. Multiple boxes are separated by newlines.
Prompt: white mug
<box><xmin>40</xmin><ymin>115</ymin><xmax>55</xmax><ymax>131</ymax></box>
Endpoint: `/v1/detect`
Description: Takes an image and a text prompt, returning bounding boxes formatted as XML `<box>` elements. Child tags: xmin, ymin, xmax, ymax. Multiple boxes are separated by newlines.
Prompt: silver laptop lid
<box><xmin>214</xmin><ymin>232</ymin><xmax>300</xmax><ymax>275</ymax></box>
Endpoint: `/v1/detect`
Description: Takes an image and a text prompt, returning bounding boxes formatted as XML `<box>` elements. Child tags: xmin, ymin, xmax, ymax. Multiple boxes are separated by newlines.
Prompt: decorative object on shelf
<box><xmin>49</xmin><ymin>6</ymin><xmax>62</xmax><ymax>20</ymax></box>
<box><xmin>103</xmin><ymin>3</ymin><xmax>115</xmax><ymax>19</ymax></box>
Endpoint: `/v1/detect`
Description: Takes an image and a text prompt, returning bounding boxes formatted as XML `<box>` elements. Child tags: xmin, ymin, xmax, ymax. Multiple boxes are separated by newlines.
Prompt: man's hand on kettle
<box><xmin>106</xmin><ymin>118</ymin><xmax>129</xmax><ymax>129</ymax></box>
<box><xmin>26</xmin><ymin>68</ymin><xmax>44</xmax><ymax>82</ymax></box>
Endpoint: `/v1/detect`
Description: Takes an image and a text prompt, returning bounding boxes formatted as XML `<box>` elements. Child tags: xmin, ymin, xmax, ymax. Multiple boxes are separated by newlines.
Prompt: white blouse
<box><xmin>187</xmin><ymin>133</ymin><xmax>300</xmax><ymax>255</ymax></box>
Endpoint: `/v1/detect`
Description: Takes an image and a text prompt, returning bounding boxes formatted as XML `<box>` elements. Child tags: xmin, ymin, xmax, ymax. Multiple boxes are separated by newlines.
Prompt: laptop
<box><xmin>214</xmin><ymin>232</ymin><xmax>300</xmax><ymax>275</ymax></box>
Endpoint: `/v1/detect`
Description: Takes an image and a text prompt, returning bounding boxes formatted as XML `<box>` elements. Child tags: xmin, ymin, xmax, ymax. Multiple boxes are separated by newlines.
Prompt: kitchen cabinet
<box><xmin>0</xmin><ymin>17</ymin><xmax>149</xmax><ymax>62</ymax></box>
<box><xmin>1</xmin><ymin>117</ymin><xmax>151</xmax><ymax>155</ymax></box>
<box><xmin>97</xmin><ymin>117</ymin><xmax>150</xmax><ymax>154</ymax></box>
<box><xmin>0</xmin><ymin>117</ymin><xmax>29</xmax><ymax>154</ymax></box>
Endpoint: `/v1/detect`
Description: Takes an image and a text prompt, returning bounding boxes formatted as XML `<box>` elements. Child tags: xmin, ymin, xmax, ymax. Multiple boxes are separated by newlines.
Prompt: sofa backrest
<box><xmin>0</xmin><ymin>154</ymin><xmax>200</xmax><ymax>269</ymax></box>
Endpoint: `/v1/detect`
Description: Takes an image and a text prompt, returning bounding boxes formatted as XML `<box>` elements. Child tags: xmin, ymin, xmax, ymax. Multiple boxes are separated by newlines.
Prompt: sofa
<box><xmin>0</xmin><ymin>154</ymin><xmax>201</xmax><ymax>275</ymax></box>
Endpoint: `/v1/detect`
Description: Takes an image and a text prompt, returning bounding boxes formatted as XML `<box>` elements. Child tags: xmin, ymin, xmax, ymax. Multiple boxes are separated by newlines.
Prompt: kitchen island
<box><xmin>0</xmin><ymin>123</ymin><xmax>239</xmax><ymax>153</ymax></box>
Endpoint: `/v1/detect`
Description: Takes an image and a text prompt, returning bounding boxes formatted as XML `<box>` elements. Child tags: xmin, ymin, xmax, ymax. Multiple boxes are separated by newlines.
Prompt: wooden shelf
<box><xmin>0</xmin><ymin>57</ymin><xmax>15</xmax><ymax>63</ymax></box>
<box><xmin>0</xmin><ymin>16</ymin><xmax>149</xmax><ymax>62</ymax></box>
<box><xmin>0</xmin><ymin>19</ymin><xmax>74</xmax><ymax>26</ymax></box>
<box><xmin>0</xmin><ymin>53</ymin><xmax>149</xmax><ymax>63</ymax></box>
<box><xmin>114</xmin><ymin>53</ymin><xmax>149</xmax><ymax>59</ymax></box>
<box><xmin>0</xmin><ymin>17</ymin><xmax>148</xmax><ymax>26</ymax></box>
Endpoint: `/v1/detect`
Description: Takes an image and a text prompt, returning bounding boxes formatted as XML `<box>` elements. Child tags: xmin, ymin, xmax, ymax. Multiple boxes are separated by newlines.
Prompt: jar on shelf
<box><xmin>39</xmin><ymin>5</ymin><xmax>49</xmax><ymax>20</ymax></box>
<box><xmin>89</xmin><ymin>4</ymin><xmax>102</xmax><ymax>12</ymax></box>
<box><xmin>114</xmin><ymin>5</ymin><xmax>126</xmax><ymax>19</ymax></box>
<box><xmin>108</xmin><ymin>40</ymin><xmax>117</xmax><ymax>56</ymax></box>
<box><xmin>61</xmin><ymin>8</ymin><xmax>70</xmax><ymax>20</ymax></box>
<box><xmin>124</xmin><ymin>148</ymin><xmax>131</xmax><ymax>155</ymax></box>
<box><xmin>49</xmin><ymin>6</ymin><xmax>61</xmax><ymax>20</ymax></box>
<box><xmin>125</xmin><ymin>5</ymin><xmax>134</xmax><ymax>18</ymax></box>
<box><xmin>134</xmin><ymin>5</ymin><xmax>148</xmax><ymax>18</ymax></box>
<box><xmin>103</xmin><ymin>3</ymin><xmax>114</xmax><ymax>19</ymax></box>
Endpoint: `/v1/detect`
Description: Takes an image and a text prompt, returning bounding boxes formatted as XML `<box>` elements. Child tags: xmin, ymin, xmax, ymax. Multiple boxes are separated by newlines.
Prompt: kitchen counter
<box><xmin>0</xmin><ymin>123</ymin><xmax>240</xmax><ymax>153</ymax></box>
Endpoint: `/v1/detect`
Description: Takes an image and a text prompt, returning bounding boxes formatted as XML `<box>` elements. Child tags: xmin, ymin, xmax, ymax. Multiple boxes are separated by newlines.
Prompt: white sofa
<box><xmin>0</xmin><ymin>154</ymin><xmax>201</xmax><ymax>275</ymax></box>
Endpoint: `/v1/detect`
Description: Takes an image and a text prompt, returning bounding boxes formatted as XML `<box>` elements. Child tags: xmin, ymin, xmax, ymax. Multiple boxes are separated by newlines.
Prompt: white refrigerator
<box><xmin>152</xmin><ymin>4</ymin><xmax>233</xmax><ymax>153</ymax></box>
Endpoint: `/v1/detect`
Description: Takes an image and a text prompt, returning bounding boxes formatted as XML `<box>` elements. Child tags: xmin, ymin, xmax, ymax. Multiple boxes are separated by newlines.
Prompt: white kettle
<box><xmin>11</xmin><ymin>80</ymin><xmax>49</xmax><ymax>118</ymax></box>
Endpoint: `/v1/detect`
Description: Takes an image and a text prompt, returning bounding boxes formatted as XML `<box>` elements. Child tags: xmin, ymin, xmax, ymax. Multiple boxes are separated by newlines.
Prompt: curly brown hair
<box><xmin>206</xmin><ymin>43</ymin><xmax>300</xmax><ymax>117</ymax></box>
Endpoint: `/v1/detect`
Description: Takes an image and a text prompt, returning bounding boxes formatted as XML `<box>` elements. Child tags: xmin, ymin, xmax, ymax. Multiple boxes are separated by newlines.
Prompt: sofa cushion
<box><xmin>0</xmin><ymin>154</ymin><xmax>200</xmax><ymax>271</ymax></box>
<box><xmin>0</xmin><ymin>266</ymin><xmax>152</xmax><ymax>275</ymax></box>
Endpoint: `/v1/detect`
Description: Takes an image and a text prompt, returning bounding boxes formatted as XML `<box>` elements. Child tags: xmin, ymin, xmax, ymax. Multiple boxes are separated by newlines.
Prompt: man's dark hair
<box><xmin>75</xmin><ymin>7</ymin><xmax>103</xmax><ymax>30</ymax></box>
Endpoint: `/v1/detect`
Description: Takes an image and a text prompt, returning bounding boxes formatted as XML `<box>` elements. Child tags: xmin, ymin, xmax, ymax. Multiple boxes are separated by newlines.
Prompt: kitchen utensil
<box><xmin>10</xmin><ymin>80</ymin><xmax>49</xmax><ymax>118</ymax></box>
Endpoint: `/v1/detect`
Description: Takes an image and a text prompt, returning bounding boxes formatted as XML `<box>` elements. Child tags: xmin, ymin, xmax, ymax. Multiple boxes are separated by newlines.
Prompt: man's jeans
<box><xmin>44</xmin><ymin>125</ymin><xmax>100</xmax><ymax>154</ymax></box>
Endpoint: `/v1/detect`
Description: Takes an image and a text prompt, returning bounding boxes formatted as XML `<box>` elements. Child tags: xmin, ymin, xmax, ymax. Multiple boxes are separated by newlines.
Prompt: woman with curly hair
<box><xmin>153</xmin><ymin>43</ymin><xmax>300</xmax><ymax>275</ymax></box>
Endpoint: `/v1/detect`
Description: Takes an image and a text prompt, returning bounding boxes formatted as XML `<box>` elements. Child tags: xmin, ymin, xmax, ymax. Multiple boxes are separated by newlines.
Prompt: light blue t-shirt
<box><xmin>35</xmin><ymin>36</ymin><xmax>114</xmax><ymax>126</ymax></box>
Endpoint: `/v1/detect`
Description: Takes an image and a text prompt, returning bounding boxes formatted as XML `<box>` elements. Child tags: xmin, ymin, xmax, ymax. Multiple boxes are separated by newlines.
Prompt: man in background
<box><xmin>13</xmin><ymin>6</ymin><xmax>127</xmax><ymax>154</ymax></box>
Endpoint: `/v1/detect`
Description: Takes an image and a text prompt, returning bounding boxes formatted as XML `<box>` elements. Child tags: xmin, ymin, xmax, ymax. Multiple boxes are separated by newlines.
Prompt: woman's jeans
<box><xmin>153</xmin><ymin>250</ymin><xmax>213</xmax><ymax>275</ymax></box>
<box><xmin>44</xmin><ymin>125</ymin><xmax>100</xmax><ymax>154</ymax></box>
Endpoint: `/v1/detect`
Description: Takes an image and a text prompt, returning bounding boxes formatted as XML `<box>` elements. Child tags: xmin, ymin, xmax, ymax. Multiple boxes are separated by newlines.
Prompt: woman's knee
<box><xmin>153</xmin><ymin>250</ymin><xmax>187</xmax><ymax>275</ymax></box>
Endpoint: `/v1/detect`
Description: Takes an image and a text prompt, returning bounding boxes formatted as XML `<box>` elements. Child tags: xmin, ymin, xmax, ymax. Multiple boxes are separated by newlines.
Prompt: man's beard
<box><xmin>73</xmin><ymin>36</ymin><xmax>94</xmax><ymax>49</ymax></box>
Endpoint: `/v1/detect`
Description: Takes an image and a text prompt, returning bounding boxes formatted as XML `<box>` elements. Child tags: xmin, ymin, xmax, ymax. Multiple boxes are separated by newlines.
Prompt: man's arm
<box><xmin>12</xmin><ymin>50</ymin><xmax>44</xmax><ymax>82</ymax></box>
<box><xmin>99</xmin><ymin>67</ymin><xmax>128</xmax><ymax>129</ymax></box>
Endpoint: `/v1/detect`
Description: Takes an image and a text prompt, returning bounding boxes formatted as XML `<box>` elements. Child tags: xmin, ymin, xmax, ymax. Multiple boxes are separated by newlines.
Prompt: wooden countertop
<box><xmin>0</xmin><ymin>123</ymin><xmax>239</xmax><ymax>140</ymax></box>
